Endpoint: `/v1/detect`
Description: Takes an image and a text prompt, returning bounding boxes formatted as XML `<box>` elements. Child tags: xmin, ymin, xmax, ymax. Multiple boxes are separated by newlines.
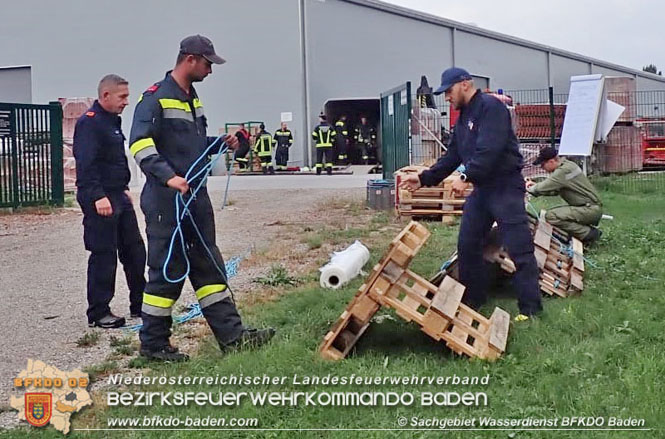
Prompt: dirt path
<box><xmin>0</xmin><ymin>187</ymin><xmax>371</xmax><ymax>428</ymax></box>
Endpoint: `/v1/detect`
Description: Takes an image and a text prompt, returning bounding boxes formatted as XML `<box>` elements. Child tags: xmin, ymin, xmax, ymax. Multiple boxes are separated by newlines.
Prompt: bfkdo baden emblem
<box><xmin>25</xmin><ymin>393</ymin><xmax>52</xmax><ymax>427</ymax></box>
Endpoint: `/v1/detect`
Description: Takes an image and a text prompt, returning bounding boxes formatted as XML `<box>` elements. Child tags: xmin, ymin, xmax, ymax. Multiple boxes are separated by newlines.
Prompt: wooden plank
<box><xmin>572</xmin><ymin>238</ymin><xmax>585</xmax><ymax>272</ymax></box>
<box><xmin>400</xmin><ymin>198</ymin><xmax>466</xmax><ymax>205</ymax></box>
<box><xmin>488</xmin><ymin>307</ymin><xmax>510</xmax><ymax>352</ymax></box>
<box><xmin>382</xmin><ymin>260</ymin><xmax>404</xmax><ymax>283</ymax></box>
<box><xmin>430</xmin><ymin>276</ymin><xmax>465</xmax><ymax>320</ymax></box>
<box><xmin>368</xmin><ymin>275</ymin><xmax>393</xmax><ymax>301</ymax></box>
<box><xmin>533</xmin><ymin>246</ymin><xmax>547</xmax><ymax>270</ymax></box>
<box><xmin>398</xmin><ymin>209</ymin><xmax>464</xmax><ymax>215</ymax></box>
<box><xmin>570</xmin><ymin>271</ymin><xmax>584</xmax><ymax>292</ymax></box>
<box><xmin>421</xmin><ymin>310</ymin><xmax>450</xmax><ymax>340</ymax></box>
<box><xmin>350</xmin><ymin>295</ymin><xmax>381</xmax><ymax>324</ymax></box>
<box><xmin>534</xmin><ymin>220</ymin><xmax>553</xmax><ymax>250</ymax></box>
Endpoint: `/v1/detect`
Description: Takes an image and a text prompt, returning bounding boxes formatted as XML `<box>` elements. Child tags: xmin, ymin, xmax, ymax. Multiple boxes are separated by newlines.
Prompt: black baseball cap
<box><xmin>533</xmin><ymin>146</ymin><xmax>559</xmax><ymax>166</ymax></box>
<box><xmin>179</xmin><ymin>34</ymin><xmax>226</xmax><ymax>64</ymax></box>
<box><xmin>434</xmin><ymin>67</ymin><xmax>473</xmax><ymax>95</ymax></box>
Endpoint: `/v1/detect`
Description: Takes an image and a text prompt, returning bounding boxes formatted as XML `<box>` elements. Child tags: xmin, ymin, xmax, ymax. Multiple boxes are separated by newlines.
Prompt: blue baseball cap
<box><xmin>433</xmin><ymin>67</ymin><xmax>473</xmax><ymax>95</ymax></box>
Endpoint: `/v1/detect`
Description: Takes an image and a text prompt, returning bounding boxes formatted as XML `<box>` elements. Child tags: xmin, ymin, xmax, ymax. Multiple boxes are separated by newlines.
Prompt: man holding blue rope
<box><xmin>129</xmin><ymin>34</ymin><xmax>275</xmax><ymax>362</ymax></box>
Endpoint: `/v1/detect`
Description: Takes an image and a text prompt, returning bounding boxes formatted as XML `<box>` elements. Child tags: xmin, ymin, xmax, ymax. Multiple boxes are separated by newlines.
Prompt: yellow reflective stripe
<box><xmin>138</xmin><ymin>94</ymin><xmax>143</xmax><ymax>103</ymax></box>
<box><xmin>196</xmin><ymin>284</ymin><xmax>227</xmax><ymax>300</ymax></box>
<box><xmin>159</xmin><ymin>98</ymin><xmax>192</xmax><ymax>112</ymax></box>
<box><xmin>193</xmin><ymin>98</ymin><xmax>203</xmax><ymax>108</ymax></box>
<box><xmin>143</xmin><ymin>293</ymin><xmax>175</xmax><ymax>308</ymax></box>
<box><xmin>130</xmin><ymin>138</ymin><xmax>156</xmax><ymax>156</ymax></box>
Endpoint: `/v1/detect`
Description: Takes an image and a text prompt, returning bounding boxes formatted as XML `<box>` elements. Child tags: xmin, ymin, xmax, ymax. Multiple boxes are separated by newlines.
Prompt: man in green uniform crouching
<box><xmin>527</xmin><ymin>146</ymin><xmax>603</xmax><ymax>246</ymax></box>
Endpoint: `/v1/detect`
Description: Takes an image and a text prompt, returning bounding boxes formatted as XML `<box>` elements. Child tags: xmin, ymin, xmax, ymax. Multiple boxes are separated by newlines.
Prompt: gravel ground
<box><xmin>0</xmin><ymin>186</ymin><xmax>366</xmax><ymax>429</ymax></box>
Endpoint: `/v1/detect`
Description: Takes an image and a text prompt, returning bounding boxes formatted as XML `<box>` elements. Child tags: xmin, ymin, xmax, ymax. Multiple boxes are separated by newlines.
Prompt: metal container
<box><xmin>366</xmin><ymin>179</ymin><xmax>395</xmax><ymax>210</ymax></box>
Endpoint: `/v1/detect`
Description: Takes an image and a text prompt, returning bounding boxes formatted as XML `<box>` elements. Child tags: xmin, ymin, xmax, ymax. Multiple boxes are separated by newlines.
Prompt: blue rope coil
<box><xmin>126</xmin><ymin>136</ymin><xmax>242</xmax><ymax>333</ymax></box>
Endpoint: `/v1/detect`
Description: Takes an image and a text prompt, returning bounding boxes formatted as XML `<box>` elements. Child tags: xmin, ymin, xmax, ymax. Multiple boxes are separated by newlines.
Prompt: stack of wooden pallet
<box><xmin>529</xmin><ymin>216</ymin><xmax>584</xmax><ymax>297</ymax></box>
<box><xmin>430</xmin><ymin>215</ymin><xmax>585</xmax><ymax>298</ymax></box>
<box><xmin>394</xmin><ymin>167</ymin><xmax>472</xmax><ymax>221</ymax></box>
<box><xmin>319</xmin><ymin>221</ymin><xmax>510</xmax><ymax>361</ymax></box>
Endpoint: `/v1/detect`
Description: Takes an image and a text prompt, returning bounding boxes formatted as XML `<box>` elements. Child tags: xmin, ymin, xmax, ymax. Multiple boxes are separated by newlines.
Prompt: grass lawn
<box><xmin>4</xmin><ymin>183</ymin><xmax>664</xmax><ymax>439</ymax></box>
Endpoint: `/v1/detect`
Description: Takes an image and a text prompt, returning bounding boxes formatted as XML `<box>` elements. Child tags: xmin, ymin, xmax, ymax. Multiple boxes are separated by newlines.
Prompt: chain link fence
<box><xmin>409</xmin><ymin>85</ymin><xmax>665</xmax><ymax>193</ymax></box>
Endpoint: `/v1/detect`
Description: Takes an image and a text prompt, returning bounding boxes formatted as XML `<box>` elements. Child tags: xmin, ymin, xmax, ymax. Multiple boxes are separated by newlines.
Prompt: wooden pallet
<box><xmin>395</xmin><ymin>171</ymin><xmax>472</xmax><ymax>221</ymax></box>
<box><xmin>319</xmin><ymin>221</ymin><xmax>430</xmax><ymax>360</ymax></box>
<box><xmin>320</xmin><ymin>221</ymin><xmax>510</xmax><ymax>361</ymax></box>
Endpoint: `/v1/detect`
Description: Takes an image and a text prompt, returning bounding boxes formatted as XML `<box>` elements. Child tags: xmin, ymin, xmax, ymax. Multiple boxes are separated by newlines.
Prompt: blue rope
<box><xmin>440</xmin><ymin>258</ymin><xmax>454</xmax><ymax>272</ymax></box>
<box><xmin>163</xmin><ymin>137</ymin><xmax>229</xmax><ymax>283</ymax></box>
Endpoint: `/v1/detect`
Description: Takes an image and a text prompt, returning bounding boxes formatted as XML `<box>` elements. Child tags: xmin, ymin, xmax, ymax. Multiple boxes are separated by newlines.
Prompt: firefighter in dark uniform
<box><xmin>354</xmin><ymin>115</ymin><xmax>377</xmax><ymax>164</ymax></box>
<box><xmin>312</xmin><ymin>112</ymin><xmax>336</xmax><ymax>175</ymax></box>
<box><xmin>334</xmin><ymin>115</ymin><xmax>349</xmax><ymax>164</ymax></box>
<box><xmin>234</xmin><ymin>123</ymin><xmax>251</xmax><ymax>170</ymax></box>
<box><xmin>73</xmin><ymin>74</ymin><xmax>146</xmax><ymax>328</ymax></box>
<box><xmin>401</xmin><ymin>67</ymin><xmax>542</xmax><ymax>322</ymax></box>
<box><xmin>129</xmin><ymin>35</ymin><xmax>275</xmax><ymax>361</ymax></box>
<box><xmin>254</xmin><ymin>123</ymin><xmax>276</xmax><ymax>174</ymax></box>
<box><xmin>274</xmin><ymin>122</ymin><xmax>293</xmax><ymax>171</ymax></box>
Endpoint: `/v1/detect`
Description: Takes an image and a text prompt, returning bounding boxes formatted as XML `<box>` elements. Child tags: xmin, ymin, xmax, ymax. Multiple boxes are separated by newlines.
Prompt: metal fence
<box><xmin>408</xmin><ymin>85</ymin><xmax>665</xmax><ymax>193</ymax></box>
<box><xmin>0</xmin><ymin>102</ymin><xmax>64</xmax><ymax>208</ymax></box>
<box><xmin>380</xmin><ymin>82</ymin><xmax>411</xmax><ymax>179</ymax></box>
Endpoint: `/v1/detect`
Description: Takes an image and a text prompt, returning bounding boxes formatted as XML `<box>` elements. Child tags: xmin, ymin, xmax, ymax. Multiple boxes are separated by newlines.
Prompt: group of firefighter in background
<box><xmin>232</xmin><ymin>113</ymin><xmax>378</xmax><ymax>175</ymax></box>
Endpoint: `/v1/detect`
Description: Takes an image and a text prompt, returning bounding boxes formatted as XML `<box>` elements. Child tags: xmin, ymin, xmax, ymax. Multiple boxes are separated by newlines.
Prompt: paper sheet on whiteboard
<box><xmin>598</xmin><ymin>99</ymin><xmax>625</xmax><ymax>141</ymax></box>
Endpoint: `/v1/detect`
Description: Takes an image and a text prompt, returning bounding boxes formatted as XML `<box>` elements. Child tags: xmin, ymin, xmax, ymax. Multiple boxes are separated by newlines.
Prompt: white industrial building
<box><xmin>1</xmin><ymin>0</ymin><xmax>663</xmax><ymax>166</ymax></box>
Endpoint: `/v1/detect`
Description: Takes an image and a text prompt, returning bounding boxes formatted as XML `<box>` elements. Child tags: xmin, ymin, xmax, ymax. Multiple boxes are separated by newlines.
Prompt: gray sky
<box><xmin>383</xmin><ymin>0</ymin><xmax>662</xmax><ymax>74</ymax></box>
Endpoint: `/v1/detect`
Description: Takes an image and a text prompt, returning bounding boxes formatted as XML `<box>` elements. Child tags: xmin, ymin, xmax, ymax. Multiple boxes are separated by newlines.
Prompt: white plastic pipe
<box><xmin>319</xmin><ymin>240</ymin><xmax>370</xmax><ymax>289</ymax></box>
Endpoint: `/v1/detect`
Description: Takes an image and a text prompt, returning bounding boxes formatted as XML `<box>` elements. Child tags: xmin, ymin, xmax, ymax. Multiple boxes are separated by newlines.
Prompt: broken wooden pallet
<box><xmin>320</xmin><ymin>221</ymin><xmax>511</xmax><ymax>361</ymax></box>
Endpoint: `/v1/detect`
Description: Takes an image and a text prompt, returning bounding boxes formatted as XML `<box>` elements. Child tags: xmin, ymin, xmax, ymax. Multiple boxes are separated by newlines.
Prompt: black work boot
<box><xmin>326</xmin><ymin>168</ymin><xmax>332</xmax><ymax>176</ymax></box>
<box><xmin>316</xmin><ymin>167</ymin><xmax>322</xmax><ymax>175</ymax></box>
<box><xmin>89</xmin><ymin>313</ymin><xmax>125</xmax><ymax>329</ymax></box>
<box><xmin>223</xmin><ymin>328</ymin><xmax>276</xmax><ymax>352</ymax></box>
<box><xmin>140</xmin><ymin>345</ymin><xmax>189</xmax><ymax>362</ymax></box>
<box><xmin>582</xmin><ymin>227</ymin><xmax>602</xmax><ymax>246</ymax></box>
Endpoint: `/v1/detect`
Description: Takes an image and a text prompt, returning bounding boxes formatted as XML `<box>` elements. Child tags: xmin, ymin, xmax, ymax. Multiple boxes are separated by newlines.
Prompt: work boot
<box><xmin>89</xmin><ymin>313</ymin><xmax>125</xmax><ymax>329</ymax></box>
<box><xmin>262</xmin><ymin>167</ymin><xmax>268</xmax><ymax>175</ymax></box>
<box><xmin>316</xmin><ymin>168</ymin><xmax>322</xmax><ymax>175</ymax></box>
<box><xmin>327</xmin><ymin>168</ymin><xmax>333</xmax><ymax>176</ymax></box>
<box><xmin>223</xmin><ymin>328</ymin><xmax>276</xmax><ymax>352</ymax></box>
<box><xmin>140</xmin><ymin>345</ymin><xmax>189</xmax><ymax>362</ymax></box>
<box><xmin>582</xmin><ymin>227</ymin><xmax>602</xmax><ymax>246</ymax></box>
<box><xmin>269</xmin><ymin>166</ymin><xmax>275</xmax><ymax>175</ymax></box>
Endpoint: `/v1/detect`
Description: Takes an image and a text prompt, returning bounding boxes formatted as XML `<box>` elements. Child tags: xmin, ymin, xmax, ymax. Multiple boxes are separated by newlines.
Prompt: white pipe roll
<box><xmin>319</xmin><ymin>240</ymin><xmax>370</xmax><ymax>289</ymax></box>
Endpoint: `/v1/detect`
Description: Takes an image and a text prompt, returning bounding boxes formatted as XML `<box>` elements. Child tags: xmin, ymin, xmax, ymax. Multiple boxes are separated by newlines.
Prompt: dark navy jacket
<box><xmin>73</xmin><ymin>100</ymin><xmax>130</xmax><ymax>201</ymax></box>
<box><xmin>419</xmin><ymin>90</ymin><xmax>523</xmax><ymax>187</ymax></box>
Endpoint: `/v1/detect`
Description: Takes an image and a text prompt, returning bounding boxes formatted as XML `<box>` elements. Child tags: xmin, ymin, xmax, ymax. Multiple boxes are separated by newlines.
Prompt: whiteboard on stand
<box><xmin>559</xmin><ymin>74</ymin><xmax>606</xmax><ymax>156</ymax></box>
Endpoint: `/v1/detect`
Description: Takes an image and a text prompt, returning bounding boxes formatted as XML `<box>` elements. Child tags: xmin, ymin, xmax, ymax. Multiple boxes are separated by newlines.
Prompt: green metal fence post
<box><xmin>9</xmin><ymin>107</ymin><xmax>19</xmax><ymax>208</ymax></box>
<box><xmin>49</xmin><ymin>101</ymin><xmax>64</xmax><ymax>206</ymax></box>
<box><xmin>549</xmin><ymin>86</ymin><xmax>556</xmax><ymax>148</ymax></box>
